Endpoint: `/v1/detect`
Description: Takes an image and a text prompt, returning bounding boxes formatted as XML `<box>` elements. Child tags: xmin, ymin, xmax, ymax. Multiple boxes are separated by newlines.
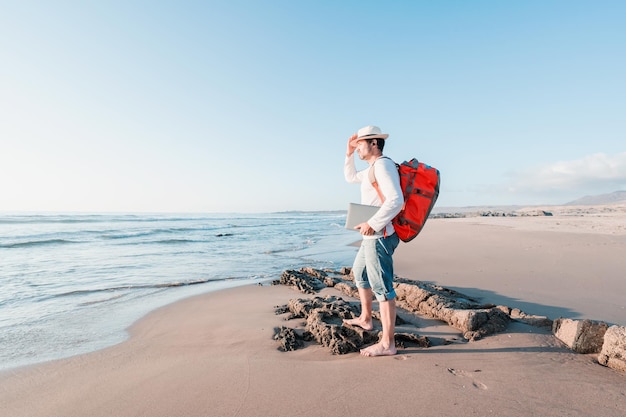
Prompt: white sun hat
<box><xmin>350</xmin><ymin>125</ymin><xmax>389</xmax><ymax>147</ymax></box>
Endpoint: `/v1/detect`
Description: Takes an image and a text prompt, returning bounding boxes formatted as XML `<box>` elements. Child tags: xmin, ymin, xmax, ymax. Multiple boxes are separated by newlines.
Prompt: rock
<box><xmin>333</xmin><ymin>281</ymin><xmax>359</xmax><ymax>298</ymax></box>
<box><xmin>553</xmin><ymin>318</ymin><xmax>609</xmax><ymax>353</ymax></box>
<box><xmin>286</xmin><ymin>296</ymin><xmax>353</xmax><ymax>321</ymax></box>
<box><xmin>285</xmin><ymin>296</ymin><xmax>379</xmax><ymax>354</ymax></box>
<box><xmin>275</xmin><ymin>295</ymin><xmax>432</xmax><ymax>354</ymax></box>
<box><xmin>273</xmin><ymin>326</ymin><xmax>303</xmax><ymax>352</ymax></box>
<box><xmin>299</xmin><ymin>267</ymin><xmax>327</xmax><ymax>280</ymax></box>
<box><xmin>322</xmin><ymin>275</ymin><xmax>341</xmax><ymax>287</ymax></box>
<box><xmin>598</xmin><ymin>325</ymin><xmax>626</xmax><ymax>372</ymax></box>
<box><xmin>305</xmin><ymin>307</ymin><xmax>377</xmax><ymax>354</ymax></box>
<box><xmin>279</xmin><ymin>267</ymin><xmax>347</xmax><ymax>293</ymax></box>
<box><xmin>391</xmin><ymin>279</ymin><xmax>509</xmax><ymax>341</ymax></box>
<box><xmin>273</xmin><ymin>267</ymin><xmax>624</xmax><ymax>374</ymax></box>
<box><xmin>451</xmin><ymin>308</ymin><xmax>510</xmax><ymax>341</ymax></box>
<box><xmin>274</xmin><ymin>304</ymin><xmax>289</xmax><ymax>315</ymax></box>
<box><xmin>394</xmin><ymin>332</ymin><xmax>431</xmax><ymax>349</ymax></box>
<box><xmin>276</xmin><ymin>268</ymin><xmax>560</xmax><ymax>347</ymax></box>
<box><xmin>509</xmin><ymin>308</ymin><xmax>553</xmax><ymax>328</ymax></box>
<box><xmin>279</xmin><ymin>268</ymin><xmax>327</xmax><ymax>294</ymax></box>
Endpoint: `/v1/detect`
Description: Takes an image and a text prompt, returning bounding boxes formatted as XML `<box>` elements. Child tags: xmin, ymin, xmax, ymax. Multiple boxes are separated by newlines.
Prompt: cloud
<box><xmin>506</xmin><ymin>152</ymin><xmax>626</xmax><ymax>195</ymax></box>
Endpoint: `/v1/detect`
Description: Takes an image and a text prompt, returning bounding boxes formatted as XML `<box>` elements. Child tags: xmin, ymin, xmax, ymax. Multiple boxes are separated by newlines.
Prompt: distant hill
<box><xmin>565</xmin><ymin>190</ymin><xmax>626</xmax><ymax>206</ymax></box>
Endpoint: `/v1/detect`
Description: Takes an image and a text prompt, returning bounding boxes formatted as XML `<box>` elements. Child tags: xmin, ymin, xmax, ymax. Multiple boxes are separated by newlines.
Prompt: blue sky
<box><xmin>1</xmin><ymin>1</ymin><xmax>625</xmax><ymax>213</ymax></box>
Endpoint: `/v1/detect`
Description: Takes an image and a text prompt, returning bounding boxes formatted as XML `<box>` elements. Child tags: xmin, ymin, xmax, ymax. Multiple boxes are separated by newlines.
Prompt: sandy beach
<box><xmin>2</xmin><ymin>205</ymin><xmax>626</xmax><ymax>417</ymax></box>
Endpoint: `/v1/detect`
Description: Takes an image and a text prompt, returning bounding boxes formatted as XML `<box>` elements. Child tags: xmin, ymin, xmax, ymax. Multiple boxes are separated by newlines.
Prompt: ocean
<box><xmin>0</xmin><ymin>212</ymin><xmax>356</xmax><ymax>371</ymax></box>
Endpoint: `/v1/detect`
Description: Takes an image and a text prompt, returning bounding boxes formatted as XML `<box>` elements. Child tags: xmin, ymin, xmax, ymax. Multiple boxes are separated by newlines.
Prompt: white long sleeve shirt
<box><xmin>344</xmin><ymin>155</ymin><xmax>404</xmax><ymax>239</ymax></box>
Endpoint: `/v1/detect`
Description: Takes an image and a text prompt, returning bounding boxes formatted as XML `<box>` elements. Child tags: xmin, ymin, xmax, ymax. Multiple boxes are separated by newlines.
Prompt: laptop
<box><xmin>345</xmin><ymin>203</ymin><xmax>380</xmax><ymax>231</ymax></box>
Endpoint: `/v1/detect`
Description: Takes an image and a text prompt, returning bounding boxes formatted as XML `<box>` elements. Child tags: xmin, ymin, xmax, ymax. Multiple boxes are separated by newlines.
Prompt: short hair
<box><xmin>371</xmin><ymin>138</ymin><xmax>385</xmax><ymax>152</ymax></box>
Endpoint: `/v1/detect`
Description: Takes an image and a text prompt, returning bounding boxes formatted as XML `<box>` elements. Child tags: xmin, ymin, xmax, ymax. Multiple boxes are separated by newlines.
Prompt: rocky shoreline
<box><xmin>273</xmin><ymin>267</ymin><xmax>626</xmax><ymax>374</ymax></box>
<box><xmin>432</xmin><ymin>202</ymin><xmax>626</xmax><ymax>219</ymax></box>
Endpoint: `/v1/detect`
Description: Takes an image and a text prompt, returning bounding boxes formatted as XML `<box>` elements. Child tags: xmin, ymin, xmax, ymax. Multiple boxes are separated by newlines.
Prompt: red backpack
<box><xmin>370</xmin><ymin>157</ymin><xmax>440</xmax><ymax>242</ymax></box>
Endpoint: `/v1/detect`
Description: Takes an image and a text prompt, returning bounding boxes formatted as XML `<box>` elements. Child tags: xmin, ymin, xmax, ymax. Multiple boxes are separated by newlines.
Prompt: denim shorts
<box><xmin>352</xmin><ymin>233</ymin><xmax>400</xmax><ymax>301</ymax></box>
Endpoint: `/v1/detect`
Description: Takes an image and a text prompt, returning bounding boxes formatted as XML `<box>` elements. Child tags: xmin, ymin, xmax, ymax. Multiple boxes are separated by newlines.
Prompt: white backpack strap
<box><xmin>368</xmin><ymin>157</ymin><xmax>389</xmax><ymax>203</ymax></box>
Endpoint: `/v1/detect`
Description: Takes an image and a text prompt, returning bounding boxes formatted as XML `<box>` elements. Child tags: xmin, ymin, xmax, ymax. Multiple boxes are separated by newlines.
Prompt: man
<box><xmin>343</xmin><ymin>125</ymin><xmax>403</xmax><ymax>357</ymax></box>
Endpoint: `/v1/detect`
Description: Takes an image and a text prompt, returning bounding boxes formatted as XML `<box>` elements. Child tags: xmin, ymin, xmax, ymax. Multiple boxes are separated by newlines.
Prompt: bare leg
<box><xmin>342</xmin><ymin>287</ymin><xmax>374</xmax><ymax>331</ymax></box>
<box><xmin>360</xmin><ymin>298</ymin><xmax>397</xmax><ymax>357</ymax></box>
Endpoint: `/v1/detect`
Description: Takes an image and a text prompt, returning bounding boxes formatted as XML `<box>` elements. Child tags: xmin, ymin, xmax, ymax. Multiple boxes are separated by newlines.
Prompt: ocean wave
<box><xmin>98</xmin><ymin>226</ymin><xmax>224</xmax><ymax>241</ymax></box>
<box><xmin>114</xmin><ymin>238</ymin><xmax>206</xmax><ymax>246</ymax></box>
<box><xmin>108</xmin><ymin>234</ymin><xmax>237</xmax><ymax>245</ymax></box>
<box><xmin>0</xmin><ymin>215</ymin><xmax>211</xmax><ymax>225</ymax></box>
<box><xmin>149</xmin><ymin>238</ymin><xmax>198</xmax><ymax>244</ymax></box>
<box><xmin>77</xmin><ymin>292</ymin><xmax>129</xmax><ymax>306</ymax></box>
<box><xmin>52</xmin><ymin>278</ymin><xmax>225</xmax><ymax>299</ymax></box>
<box><xmin>101</xmin><ymin>231</ymin><xmax>163</xmax><ymax>240</ymax></box>
<box><xmin>0</xmin><ymin>239</ymin><xmax>79</xmax><ymax>249</ymax></box>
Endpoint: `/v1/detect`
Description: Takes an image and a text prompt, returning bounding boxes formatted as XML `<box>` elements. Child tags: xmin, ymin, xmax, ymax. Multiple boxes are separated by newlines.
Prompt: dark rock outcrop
<box><xmin>271</xmin><ymin>268</ymin><xmax>625</xmax><ymax>374</ymax></box>
<box><xmin>273</xmin><ymin>326</ymin><xmax>304</xmax><ymax>352</ymax></box>
<box><xmin>275</xmin><ymin>268</ymin><xmax>558</xmax><ymax>343</ymax></box>
<box><xmin>278</xmin><ymin>268</ymin><xmax>327</xmax><ymax>294</ymax></box>
<box><xmin>275</xmin><ymin>296</ymin><xmax>380</xmax><ymax>354</ymax></box>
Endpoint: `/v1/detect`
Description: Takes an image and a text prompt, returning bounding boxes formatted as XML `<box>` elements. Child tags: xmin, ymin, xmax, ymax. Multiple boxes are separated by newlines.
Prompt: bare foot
<box><xmin>342</xmin><ymin>317</ymin><xmax>374</xmax><ymax>331</ymax></box>
<box><xmin>360</xmin><ymin>342</ymin><xmax>397</xmax><ymax>357</ymax></box>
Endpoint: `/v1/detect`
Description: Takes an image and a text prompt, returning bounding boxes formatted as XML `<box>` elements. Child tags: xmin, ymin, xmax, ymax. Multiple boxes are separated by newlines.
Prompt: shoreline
<box><xmin>0</xmin><ymin>211</ymin><xmax>356</xmax><ymax>373</ymax></box>
<box><xmin>2</xmin><ymin>210</ymin><xmax>626</xmax><ymax>416</ymax></box>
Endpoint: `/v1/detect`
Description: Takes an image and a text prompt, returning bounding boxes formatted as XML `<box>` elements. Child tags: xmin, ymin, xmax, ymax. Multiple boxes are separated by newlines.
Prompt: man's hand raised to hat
<box><xmin>346</xmin><ymin>133</ymin><xmax>357</xmax><ymax>157</ymax></box>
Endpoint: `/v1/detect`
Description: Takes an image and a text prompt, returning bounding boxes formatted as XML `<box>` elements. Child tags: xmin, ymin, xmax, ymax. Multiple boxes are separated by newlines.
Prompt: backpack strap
<box><xmin>368</xmin><ymin>156</ymin><xmax>393</xmax><ymax>238</ymax></box>
<box><xmin>368</xmin><ymin>156</ymin><xmax>389</xmax><ymax>203</ymax></box>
